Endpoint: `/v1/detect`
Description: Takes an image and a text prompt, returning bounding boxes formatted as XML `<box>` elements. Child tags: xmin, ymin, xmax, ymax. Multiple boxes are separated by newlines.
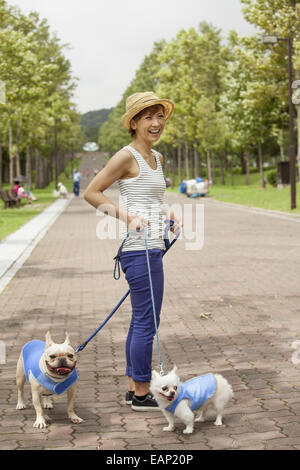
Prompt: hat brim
<box><xmin>122</xmin><ymin>99</ymin><xmax>174</xmax><ymax>131</ymax></box>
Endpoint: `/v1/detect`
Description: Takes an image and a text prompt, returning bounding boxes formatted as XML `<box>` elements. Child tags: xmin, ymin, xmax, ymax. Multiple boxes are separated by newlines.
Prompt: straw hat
<box><xmin>122</xmin><ymin>91</ymin><xmax>174</xmax><ymax>131</ymax></box>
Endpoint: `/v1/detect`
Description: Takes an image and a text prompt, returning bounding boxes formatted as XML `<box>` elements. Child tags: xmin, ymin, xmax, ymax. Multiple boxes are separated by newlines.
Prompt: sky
<box><xmin>8</xmin><ymin>0</ymin><xmax>256</xmax><ymax>114</ymax></box>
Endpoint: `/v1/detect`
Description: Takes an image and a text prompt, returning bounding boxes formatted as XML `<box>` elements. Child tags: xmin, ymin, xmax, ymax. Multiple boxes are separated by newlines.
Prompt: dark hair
<box><xmin>129</xmin><ymin>104</ymin><xmax>165</xmax><ymax>137</ymax></box>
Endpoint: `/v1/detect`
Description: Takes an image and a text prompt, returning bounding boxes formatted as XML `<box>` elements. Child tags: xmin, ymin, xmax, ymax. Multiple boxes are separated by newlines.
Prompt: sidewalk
<box><xmin>0</xmin><ymin>197</ymin><xmax>72</xmax><ymax>295</ymax></box>
<box><xmin>1</xmin><ymin>152</ymin><xmax>300</xmax><ymax>450</ymax></box>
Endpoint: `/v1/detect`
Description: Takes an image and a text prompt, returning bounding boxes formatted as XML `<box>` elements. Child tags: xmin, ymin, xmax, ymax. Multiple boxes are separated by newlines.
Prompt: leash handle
<box><xmin>113</xmin><ymin>228</ymin><xmax>139</xmax><ymax>280</ymax></box>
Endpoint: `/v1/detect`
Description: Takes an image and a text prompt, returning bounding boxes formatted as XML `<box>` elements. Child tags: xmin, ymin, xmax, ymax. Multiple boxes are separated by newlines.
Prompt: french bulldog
<box><xmin>16</xmin><ymin>331</ymin><xmax>83</xmax><ymax>429</ymax></box>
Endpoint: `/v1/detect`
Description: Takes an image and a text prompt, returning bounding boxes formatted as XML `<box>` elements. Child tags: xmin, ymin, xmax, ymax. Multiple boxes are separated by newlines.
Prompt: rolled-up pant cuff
<box><xmin>126</xmin><ymin>367</ymin><xmax>151</xmax><ymax>383</ymax></box>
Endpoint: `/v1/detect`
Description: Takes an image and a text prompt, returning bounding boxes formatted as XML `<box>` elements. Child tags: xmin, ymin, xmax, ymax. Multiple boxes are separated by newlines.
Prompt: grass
<box><xmin>0</xmin><ymin>157</ymin><xmax>82</xmax><ymax>241</ymax></box>
<box><xmin>166</xmin><ymin>168</ymin><xmax>300</xmax><ymax>215</ymax></box>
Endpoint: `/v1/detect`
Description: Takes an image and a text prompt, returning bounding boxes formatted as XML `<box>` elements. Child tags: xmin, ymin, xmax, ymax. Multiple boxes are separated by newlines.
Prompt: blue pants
<box><xmin>73</xmin><ymin>181</ymin><xmax>80</xmax><ymax>196</ymax></box>
<box><xmin>120</xmin><ymin>249</ymin><xmax>164</xmax><ymax>382</ymax></box>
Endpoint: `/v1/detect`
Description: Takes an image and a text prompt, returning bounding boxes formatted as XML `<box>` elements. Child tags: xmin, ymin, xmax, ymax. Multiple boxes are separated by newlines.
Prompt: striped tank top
<box><xmin>118</xmin><ymin>145</ymin><xmax>166</xmax><ymax>252</ymax></box>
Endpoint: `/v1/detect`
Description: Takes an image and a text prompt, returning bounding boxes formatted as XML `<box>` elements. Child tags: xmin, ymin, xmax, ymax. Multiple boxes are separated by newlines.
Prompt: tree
<box><xmin>0</xmin><ymin>1</ymin><xmax>82</xmax><ymax>188</ymax></box>
<box><xmin>156</xmin><ymin>23</ymin><xmax>229</xmax><ymax>181</ymax></box>
<box><xmin>241</xmin><ymin>0</ymin><xmax>300</xmax><ymax>177</ymax></box>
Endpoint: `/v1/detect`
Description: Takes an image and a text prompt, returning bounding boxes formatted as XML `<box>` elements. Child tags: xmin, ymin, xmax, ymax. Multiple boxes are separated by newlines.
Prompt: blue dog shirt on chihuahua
<box><xmin>166</xmin><ymin>373</ymin><xmax>217</xmax><ymax>414</ymax></box>
<box><xmin>22</xmin><ymin>340</ymin><xmax>78</xmax><ymax>395</ymax></box>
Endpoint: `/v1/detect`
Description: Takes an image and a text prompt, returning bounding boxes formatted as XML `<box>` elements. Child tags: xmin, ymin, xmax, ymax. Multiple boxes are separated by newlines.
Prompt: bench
<box><xmin>0</xmin><ymin>189</ymin><xmax>13</xmax><ymax>208</ymax></box>
<box><xmin>7</xmin><ymin>189</ymin><xmax>21</xmax><ymax>207</ymax></box>
<box><xmin>0</xmin><ymin>189</ymin><xmax>22</xmax><ymax>208</ymax></box>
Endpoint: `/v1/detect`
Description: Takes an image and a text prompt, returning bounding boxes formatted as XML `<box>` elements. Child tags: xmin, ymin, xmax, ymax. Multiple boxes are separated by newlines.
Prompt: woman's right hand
<box><xmin>127</xmin><ymin>214</ymin><xmax>150</xmax><ymax>232</ymax></box>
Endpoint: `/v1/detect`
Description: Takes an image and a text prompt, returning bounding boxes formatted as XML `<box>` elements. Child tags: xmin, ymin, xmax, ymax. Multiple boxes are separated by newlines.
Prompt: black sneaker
<box><xmin>131</xmin><ymin>392</ymin><xmax>159</xmax><ymax>411</ymax></box>
<box><xmin>125</xmin><ymin>391</ymin><xmax>134</xmax><ymax>405</ymax></box>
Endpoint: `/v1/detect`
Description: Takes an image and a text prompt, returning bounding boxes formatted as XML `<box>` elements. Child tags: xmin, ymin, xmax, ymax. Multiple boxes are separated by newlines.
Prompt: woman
<box><xmin>84</xmin><ymin>91</ymin><xmax>181</xmax><ymax>411</ymax></box>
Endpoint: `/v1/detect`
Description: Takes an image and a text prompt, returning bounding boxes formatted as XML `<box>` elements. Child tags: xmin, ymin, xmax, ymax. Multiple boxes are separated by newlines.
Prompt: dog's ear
<box><xmin>152</xmin><ymin>370</ymin><xmax>159</xmax><ymax>379</ymax></box>
<box><xmin>171</xmin><ymin>365</ymin><xmax>178</xmax><ymax>375</ymax></box>
<box><xmin>64</xmin><ymin>332</ymin><xmax>71</xmax><ymax>346</ymax></box>
<box><xmin>45</xmin><ymin>331</ymin><xmax>54</xmax><ymax>348</ymax></box>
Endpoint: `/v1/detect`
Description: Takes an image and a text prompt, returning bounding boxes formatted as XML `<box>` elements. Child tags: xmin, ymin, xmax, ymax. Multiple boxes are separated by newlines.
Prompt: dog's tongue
<box><xmin>57</xmin><ymin>367</ymin><xmax>71</xmax><ymax>374</ymax></box>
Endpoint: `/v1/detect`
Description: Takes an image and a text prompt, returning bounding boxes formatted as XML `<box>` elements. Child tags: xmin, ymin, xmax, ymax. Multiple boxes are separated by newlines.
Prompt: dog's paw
<box><xmin>33</xmin><ymin>417</ymin><xmax>47</xmax><ymax>429</ymax></box>
<box><xmin>16</xmin><ymin>402</ymin><xmax>26</xmax><ymax>410</ymax></box>
<box><xmin>43</xmin><ymin>403</ymin><xmax>54</xmax><ymax>409</ymax></box>
<box><xmin>163</xmin><ymin>425</ymin><xmax>175</xmax><ymax>432</ymax></box>
<box><xmin>69</xmin><ymin>414</ymin><xmax>83</xmax><ymax>424</ymax></box>
<box><xmin>214</xmin><ymin>416</ymin><xmax>223</xmax><ymax>426</ymax></box>
<box><xmin>195</xmin><ymin>415</ymin><xmax>205</xmax><ymax>422</ymax></box>
<box><xmin>183</xmin><ymin>427</ymin><xmax>193</xmax><ymax>434</ymax></box>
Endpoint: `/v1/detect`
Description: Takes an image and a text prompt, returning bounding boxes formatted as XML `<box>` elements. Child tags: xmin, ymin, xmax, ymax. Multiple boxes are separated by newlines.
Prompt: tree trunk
<box><xmin>199</xmin><ymin>151</ymin><xmax>202</xmax><ymax>177</ymax></box>
<box><xmin>239</xmin><ymin>154</ymin><xmax>247</xmax><ymax>174</ymax></box>
<box><xmin>211</xmin><ymin>154</ymin><xmax>216</xmax><ymax>184</ymax></box>
<box><xmin>0</xmin><ymin>143</ymin><xmax>2</xmax><ymax>189</ymax></box>
<box><xmin>297</xmin><ymin>70</ymin><xmax>300</xmax><ymax>182</ymax></box>
<box><xmin>177</xmin><ymin>142</ymin><xmax>182</xmax><ymax>184</ymax></box>
<box><xmin>9</xmin><ymin>120</ymin><xmax>14</xmax><ymax>186</ymax></box>
<box><xmin>15</xmin><ymin>119</ymin><xmax>21</xmax><ymax>178</ymax></box>
<box><xmin>38</xmin><ymin>152</ymin><xmax>48</xmax><ymax>189</ymax></box>
<box><xmin>184</xmin><ymin>142</ymin><xmax>189</xmax><ymax>180</ymax></box>
<box><xmin>220</xmin><ymin>154</ymin><xmax>225</xmax><ymax>185</ymax></box>
<box><xmin>245</xmin><ymin>153</ymin><xmax>250</xmax><ymax>186</ymax></box>
<box><xmin>206</xmin><ymin>150</ymin><xmax>212</xmax><ymax>183</ymax></box>
<box><xmin>258</xmin><ymin>142</ymin><xmax>265</xmax><ymax>189</ymax></box>
<box><xmin>26</xmin><ymin>146</ymin><xmax>32</xmax><ymax>191</ymax></box>
<box><xmin>230</xmin><ymin>158</ymin><xmax>234</xmax><ymax>186</ymax></box>
<box><xmin>54</xmin><ymin>120</ymin><xmax>58</xmax><ymax>190</ymax></box>
<box><xmin>163</xmin><ymin>144</ymin><xmax>168</xmax><ymax>174</ymax></box>
<box><xmin>171</xmin><ymin>147</ymin><xmax>176</xmax><ymax>188</ymax></box>
<box><xmin>279</xmin><ymin>129</ymin><xmax>285</xmax><ymax>161</ymax></box>
<box><xmin>35</xmin><ymin>148</ymin><xmax>41</xmax><ymax>189</ymax></box>
<box><xmin>193</xmin><ymin>147</ymin><xmax>198</xmax><ymax>179</ymax></box>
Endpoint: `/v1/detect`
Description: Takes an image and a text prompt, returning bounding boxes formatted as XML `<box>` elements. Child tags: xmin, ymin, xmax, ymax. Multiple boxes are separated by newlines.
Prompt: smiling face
<box><xmin>130</xmin><ymin>104</ymin><xmax>166</xmax><ymax>142</ymax></box>
<box><xmin>150</xmin><ymin>366</ymin><xmax>180</xmax><ymax>405</ymax></box>
<box><xmin>43</xmin><ymin>331</ymin><xmax>77</xmax><ymax>377</ymax></box>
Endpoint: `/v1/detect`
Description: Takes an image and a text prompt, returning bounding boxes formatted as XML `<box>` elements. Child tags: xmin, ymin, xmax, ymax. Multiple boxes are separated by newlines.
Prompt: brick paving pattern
<box><xmin>1</xmin><ymin>152</ymin><xmax>300</xmax><ymax>450</ymax></box>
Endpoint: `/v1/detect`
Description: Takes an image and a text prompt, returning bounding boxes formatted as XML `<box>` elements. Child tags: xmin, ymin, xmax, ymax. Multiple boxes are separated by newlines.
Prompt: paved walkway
<box><xmin>1</xmin><ymin>152</ymin><xmax>300</xmax><ymax>450</ymax></box>
<box><xmin>0</xmin><ymin>197</ymin><xmax>72</xmax><ymax>295</ymax></box>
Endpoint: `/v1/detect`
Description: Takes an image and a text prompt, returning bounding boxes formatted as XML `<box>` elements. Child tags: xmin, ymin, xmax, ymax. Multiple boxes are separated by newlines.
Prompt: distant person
<box><xmin>16</xmin><ymin>184</ymin><xmax>31</xmax><ymax>204</ymax></box>
<box><xmin>85</xmin><ymin>169</ymin><xmax>90</xmax><ymax>178</ymax></box>
<box><xmin>13</xmin><ymin>181</ymin><xmax>19</xmax><ymax>197</ymax></box>
<box><xmin>73</xmin><ymin>169</ymin><xmax>81</xmax><ymax>196</ymax></box>
<box><xmin>165</xmin><ymin>177</ymin><xmax>171</xmax><ymax>188</ymax></box>
<box><xmin>14</xmin><ymin>180</ymin><xmax>37</xmax><ymax>202</ymax></box>
<box><xmin>58</xmin><ymin>182</ymin><xmax>68</xmax><ymax>198</ymax></box>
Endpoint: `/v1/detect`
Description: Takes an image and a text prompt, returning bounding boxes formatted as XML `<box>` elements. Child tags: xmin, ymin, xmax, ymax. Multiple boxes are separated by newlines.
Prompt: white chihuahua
<box><xmin>150</xmin><ymin>366</ymin><xmax>233</xmax><ymax>434</ymax></box>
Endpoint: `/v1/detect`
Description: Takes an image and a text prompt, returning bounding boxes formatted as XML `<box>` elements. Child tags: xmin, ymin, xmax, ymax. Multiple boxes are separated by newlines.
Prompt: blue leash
<box><xmin>75</xmin><ymin>220</ymin><xmax>179</xmax><ymax>354</ymax></box>
<box><xmin>143</xmin><ymin>224</ymin><xmax>164</xmax><ymax>375</ymax></box>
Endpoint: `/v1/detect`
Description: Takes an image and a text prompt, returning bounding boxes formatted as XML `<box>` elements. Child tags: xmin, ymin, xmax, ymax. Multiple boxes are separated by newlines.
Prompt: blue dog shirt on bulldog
<box><xmin>22</xmin><ymin>340</ymin><xmax>78</xmax><ymax>395</ymax></box>
<box><xmin>166</xmin><ymin>373</ymin><xmax>217</xmax><ymax>414</ymax></box>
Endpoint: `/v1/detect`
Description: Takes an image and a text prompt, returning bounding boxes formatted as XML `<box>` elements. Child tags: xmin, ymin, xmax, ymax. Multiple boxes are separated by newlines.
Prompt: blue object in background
<box><xmin>196</xmin><ymin>177</ymin><xmax>203</xmax><ymax>183</ymax></box>
<box><xmin>179</xmin><ymin>182</ymin><xmax>186</xmax><ymax>193</ymax></box>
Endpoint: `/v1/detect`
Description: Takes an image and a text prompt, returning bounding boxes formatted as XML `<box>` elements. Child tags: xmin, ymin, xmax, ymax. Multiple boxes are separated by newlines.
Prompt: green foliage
<box><xmin>0</xmin><ymin>0</ymin><xmax>83</xmax><ymax>186</ymax></box>
<box><xmin>81</xmin><ymin>109</ymin><xmax>113</xmax><ymax>142</ymax></box>
<box><xmin>267</xmin><ymin>169</ymin><xmax>278</xmax><ymax>186</ymax></box>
